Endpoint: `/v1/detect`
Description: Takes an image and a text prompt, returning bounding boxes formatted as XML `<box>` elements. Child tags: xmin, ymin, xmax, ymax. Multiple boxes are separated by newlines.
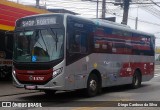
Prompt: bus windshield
<box><xmin>13</xmin><ymin>28</ymin><xmax>64</xmax><ymax>62</ymax></box>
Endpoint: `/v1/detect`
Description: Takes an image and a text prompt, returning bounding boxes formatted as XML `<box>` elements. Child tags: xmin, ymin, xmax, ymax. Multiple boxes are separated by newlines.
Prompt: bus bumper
<box><xmin>12</xmin><ymin>71</ymin><xmax>65</xmax><ymax>91</ymax></box>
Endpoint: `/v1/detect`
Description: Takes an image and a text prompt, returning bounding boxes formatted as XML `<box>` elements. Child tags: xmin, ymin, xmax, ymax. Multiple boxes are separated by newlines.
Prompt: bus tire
<box><xmin>86</xmin><ymin>74</ymin><xmax>99</xmax><ymax>97</ymax></box>
<box><xmin>44</xmin><ymin>90</ymin><xmax>56</xmax><ymax>96</ymax></box>
<box><xmin>131</xmin><ymin>70</ymin><xmax>141</xmax><ymax>89</ymax></box>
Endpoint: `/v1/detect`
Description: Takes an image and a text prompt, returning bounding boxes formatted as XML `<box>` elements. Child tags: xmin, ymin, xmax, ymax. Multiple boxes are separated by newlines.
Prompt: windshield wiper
<box><xmin>40</xmin><ymin>30</ymin><xmax>48</xmax><ymax>52</ymax></box>
<box><xmin>51</xmin><ymin>31</ymin><xmax>58</xmax><ymax>51</ymax></box>
<box><xmin>55</xmin><ymin>32</ymin><xmax>58</xmax><ymax>51</ymax></box>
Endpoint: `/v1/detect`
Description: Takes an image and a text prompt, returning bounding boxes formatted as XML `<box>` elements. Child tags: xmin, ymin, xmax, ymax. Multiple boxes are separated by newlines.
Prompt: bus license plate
<box><xmin>25</xmin><ymin>85</ymin><xmax>37</xmax><ymax>90</ymax></box>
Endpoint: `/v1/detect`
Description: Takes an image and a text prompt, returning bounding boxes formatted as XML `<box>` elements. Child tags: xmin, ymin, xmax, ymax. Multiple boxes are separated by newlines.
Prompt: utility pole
<box><xmin>102</xmin><ymin>0</ymin><xmax>106</xmax><ymax>18</ymax></box>
<box><xmin>135</xmin><ymin>4</ymin><xmax>139</xmax><ymax>30</ymax></box>
<box><xmin>96</xmin><ymin>0</ymin><xmax>99</xmax><ymax>18</ymax></box>
<box><xmin>36</xmin><ymin>0</ymin><xmax>40</xmax><ymax>8</ymax></box>
<box><xmin>44</xmin><ymin>0</ymin><xmax>47</xmax><ymax>9</ymax></box>
<box><xmin>121</xmin><ymin>0</ymin><xmax>130</xmax><ymax>25</ymax></box>
<box><xmin>135</xmin><ymin>17</ymin><xmax>138</xmax><ymax>30</ymax></box>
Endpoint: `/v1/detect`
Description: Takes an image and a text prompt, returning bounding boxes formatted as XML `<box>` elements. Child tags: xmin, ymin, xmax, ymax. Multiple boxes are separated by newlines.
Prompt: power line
<box><xmin>23</xmin><ymin>1</ymin><xmax>160</xmax><ymax>26</ymax></box>
<box><xmin>108</xmin><ymin>12</ymin><xmax>160</xmax><ymax>26</ymax></box>
<box><xmin>150</xmin><ymin>0</ymin><xmax>160</xmax><ymax>8</ymax></box>
<box><xmin>81</xmin><ymin>0</ymin><xmax>160</xmax><ymax>4</ymax></box>
<box><xmin>130</xmin><ymin>5</ymin><xmax>154</xmax><ymax>8</ymax></box>
<box><xmin>139</xmin><ymin>5</ymin><xmax>160</xmax><ymax>19</ymax></box>
<box><xmin>7</xmin><ymin>0</ymin><xmax>160</xmax><ymax>25</ymax></box>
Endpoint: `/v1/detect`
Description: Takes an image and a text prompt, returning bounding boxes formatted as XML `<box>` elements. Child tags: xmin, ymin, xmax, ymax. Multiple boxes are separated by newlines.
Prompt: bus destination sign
<box><xmin>20</xmin><ymin>17</ymin><xmax>57</xmax><ymax>27</ymax></box>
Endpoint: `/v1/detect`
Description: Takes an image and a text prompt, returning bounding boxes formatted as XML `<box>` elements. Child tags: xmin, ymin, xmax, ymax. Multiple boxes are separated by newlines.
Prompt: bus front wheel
<box><xmin>131</xmin><ymin>70</ymin><xmax>141</xmax><ymax>89</ymax></box>
<box><xmin>86</xmin><ymin>74</ymin><xmax>99</xmax><ymax>97</ymax></box>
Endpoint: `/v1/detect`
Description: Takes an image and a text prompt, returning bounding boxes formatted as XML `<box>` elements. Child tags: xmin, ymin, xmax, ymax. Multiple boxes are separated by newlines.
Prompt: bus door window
<box><xmin>69</xmin><ymin>31</ymin><xmax>87</xmax><ymax>53</ymax></box>
<box><xmin>70</xmin><ymin>34</ymin><xmax>81</xmax><ymax>53</ymax></box>
<box><xmin>67</xmin><ymin>30</ymin><xmax>88</xmax><ymax>65</ymax></box>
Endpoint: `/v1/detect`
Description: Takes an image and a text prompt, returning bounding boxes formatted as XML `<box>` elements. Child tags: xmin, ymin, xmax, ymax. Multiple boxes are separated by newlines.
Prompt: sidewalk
<box><xmin>0</xmin><ymin>80</ymin><xmax>38</xmax><ymax>97</ymax></box>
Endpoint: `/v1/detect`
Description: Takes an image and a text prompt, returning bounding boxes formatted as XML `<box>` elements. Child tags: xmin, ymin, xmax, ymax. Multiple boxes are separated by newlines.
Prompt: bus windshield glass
<box><xmin>13</xmin><ymin>29</ymin><xmax>64</xmax><ymax>62</ymax></box>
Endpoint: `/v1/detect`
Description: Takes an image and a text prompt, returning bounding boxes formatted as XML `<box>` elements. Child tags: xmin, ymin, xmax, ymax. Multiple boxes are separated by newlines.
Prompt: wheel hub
<box><xmin>90</xmin><ymin>80</ymin><xmax>97</xmax><ymax>91</ymax></box>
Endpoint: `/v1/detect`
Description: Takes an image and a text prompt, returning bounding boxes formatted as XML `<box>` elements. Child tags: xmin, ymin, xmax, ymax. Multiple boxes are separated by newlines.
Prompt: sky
<box><xmin>8</xmin><ymin>0</ymin><xmax>160</xmax><ymax>46</ymax></box>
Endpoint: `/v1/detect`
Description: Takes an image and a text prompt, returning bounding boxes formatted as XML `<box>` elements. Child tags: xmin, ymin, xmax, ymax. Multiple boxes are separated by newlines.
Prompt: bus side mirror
<box><xmin>5</xmin><ymin>31</ymin><xmax>14</xmax><ymax>53</ymax></box>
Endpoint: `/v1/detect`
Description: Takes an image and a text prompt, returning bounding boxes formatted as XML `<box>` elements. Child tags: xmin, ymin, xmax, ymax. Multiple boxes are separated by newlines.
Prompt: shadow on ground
<box><xmin>20</xmin><ymin>84</ymin><xmax>151</xmax><ymax>101</ymax></box>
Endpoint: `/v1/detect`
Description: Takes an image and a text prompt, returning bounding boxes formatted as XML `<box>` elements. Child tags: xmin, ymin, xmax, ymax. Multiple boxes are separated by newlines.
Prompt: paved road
<box><xmin>0</xmin><ymin>65</ymin><xmax>160</xmax><ymax>110</ymax></box>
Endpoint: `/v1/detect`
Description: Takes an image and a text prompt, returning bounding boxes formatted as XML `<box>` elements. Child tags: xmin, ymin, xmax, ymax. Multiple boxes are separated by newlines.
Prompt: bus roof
<box><xmin>17</xmin><ymin>13</ymin><xmax>154</xmax><ymax>37</ymax></box>
<box><xmin>91</xmin><ymin>18</ymin><xmax>154</xmax><ymax>37</ymax></box>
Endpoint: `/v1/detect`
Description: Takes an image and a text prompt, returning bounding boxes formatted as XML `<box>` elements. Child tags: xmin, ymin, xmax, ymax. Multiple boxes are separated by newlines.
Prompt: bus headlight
<box><xmin>13</xmin><ymin>70</ymin><xmax>16</xmax><ymax>76</ymax></box>
<box><xmin>53</xmin><ymin>67</ymin><xmax>63</xmax><ymax>78</ymax></box>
